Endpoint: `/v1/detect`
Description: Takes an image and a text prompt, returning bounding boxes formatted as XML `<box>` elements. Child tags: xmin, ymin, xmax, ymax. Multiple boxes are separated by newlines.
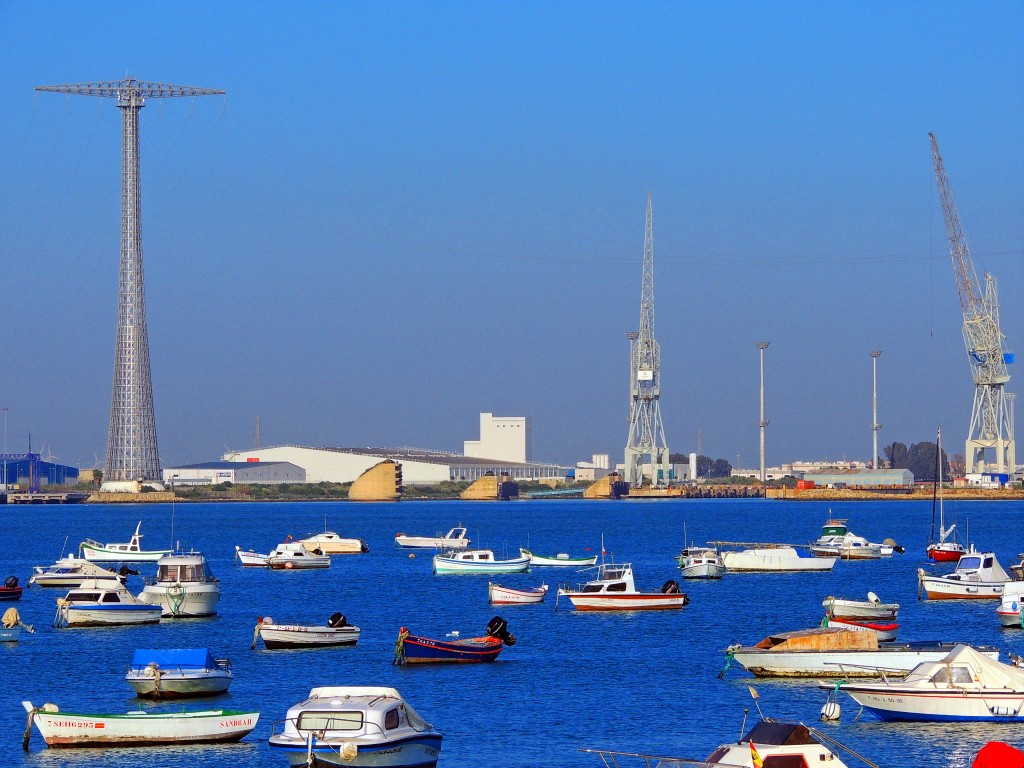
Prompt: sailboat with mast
<box><xmin>927</xmin><ymin>426</ymin><xmax>966</xmax><ymax>563</ymax></box>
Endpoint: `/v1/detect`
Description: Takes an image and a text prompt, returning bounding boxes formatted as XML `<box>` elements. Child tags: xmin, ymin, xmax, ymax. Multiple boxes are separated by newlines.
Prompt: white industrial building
<box><xmin>163</xmin><ymin>461</ymin><xmax>305</xmax><ymax>486</ymax></box>
<box><xmin>464</xmin><ymin>413</ymin><xmax>531</xmax><ymax>463</ymax></box>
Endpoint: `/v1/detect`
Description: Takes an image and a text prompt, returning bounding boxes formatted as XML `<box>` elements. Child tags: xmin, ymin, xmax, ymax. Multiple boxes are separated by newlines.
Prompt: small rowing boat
<box><xmin>253</xmin><ymin>613</ymin><xmax>361</xmax><ymax>649</ymax></box>
<box><xmin>488</xmin><ymin>582</ymin><xmax>548</xmax><ymax>605</ymax></box>
<box><xmin>519</xmin><ymin>548</ymin><xmax>596</xmax><ymax>567</ymax></box>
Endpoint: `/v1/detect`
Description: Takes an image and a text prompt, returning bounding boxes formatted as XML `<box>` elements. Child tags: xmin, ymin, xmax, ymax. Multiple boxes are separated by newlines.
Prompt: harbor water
<box><xmin>3</xmin><ymin>497</ymin><xmax>1023</xmax><ymax>767</ymax></box>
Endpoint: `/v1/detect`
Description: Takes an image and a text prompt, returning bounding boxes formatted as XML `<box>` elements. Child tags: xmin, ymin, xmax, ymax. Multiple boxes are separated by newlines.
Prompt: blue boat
<box><xmin>393</xmin><ymin>616</ymin><xmax>516</xmax><ymax>664</ymax></box>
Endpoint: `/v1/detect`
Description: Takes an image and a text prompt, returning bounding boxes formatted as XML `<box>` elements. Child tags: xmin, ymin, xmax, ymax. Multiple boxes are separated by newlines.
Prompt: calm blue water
<box><xmin>3</xmin><ymin>498</ymin><xmax>1023</xmax><ymax>766</ymax></box>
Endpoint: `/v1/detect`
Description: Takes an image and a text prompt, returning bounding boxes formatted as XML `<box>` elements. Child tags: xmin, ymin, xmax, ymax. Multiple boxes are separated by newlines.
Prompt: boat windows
<box><xmin>762</xmin><ymin>756</ymin><xmax>810</xmax><ymax>767</ymax></box>
<box><xmin>100</xmin><ymin>592</ymin><xmax>121</xmax><ymax>603</ymax></box>
<box><xmin>384</xmin><ymin>708</ymin><xmax>400</xmax><ymax>730</ymax></box>
<box><xmin>930</xmin><ymin>665</ymin><xmax>973</xmax><ymax>684</ymax></box>
<box><xmin>297</xmin><ymin>711</ymin><xmax>363</xmax><ymax>732</ymax></box>
<box><xmin>984</xmin><ymin>557</ymin><xmax>993</xmax><ymax>569</ymax></box>
<box><xmin>958</xmin><ymin>557</ymin><xmax>982</xmax><ymax>570</ymax></box>
<box><xmin>67</xmin><ymin>591</ymin><xmax>101</xmax><ymax>601</ymax></box>
<box><xmin>606</xmin><ymin>582</ymin><xmax>627</xmax><ymax>592</ymax></box>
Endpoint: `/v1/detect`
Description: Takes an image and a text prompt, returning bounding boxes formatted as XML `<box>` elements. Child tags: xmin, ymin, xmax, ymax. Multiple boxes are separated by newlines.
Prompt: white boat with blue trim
<box><xmin>54</xmin><ymin>579</ymin><xmax>162</xmax><ymax>627</ymax></box>
<box><xmin>80</xmin><ymin>521</ymin><xmax>171</xmax><ymax>563</ymax></box>
<box><xmin>432</xmin><ymin>549</ymin><xmax>529</xmax><ymax>574</ymax></box>
<box><xmin>268</xmin><ymin>686</ymin><xmax>442</xmax><ymax>767</ymax></box>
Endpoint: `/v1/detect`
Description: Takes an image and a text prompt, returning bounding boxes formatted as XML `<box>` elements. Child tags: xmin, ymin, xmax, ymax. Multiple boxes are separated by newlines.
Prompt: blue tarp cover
<box><xmin>130</xmin><ymin>648</ymin><xmax>215</xmax><ymax>669</ymax></box>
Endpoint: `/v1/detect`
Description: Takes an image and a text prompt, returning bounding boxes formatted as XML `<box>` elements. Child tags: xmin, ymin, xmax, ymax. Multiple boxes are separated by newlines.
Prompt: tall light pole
<box><xmin>871</xmin><ymin>351</ymin><xmax>882</xmax><ymax>469</ymax></box>
<box><xmin>756</xmin><ymin>342</ymin><xmax>770</xmax><ymax>484</ymax></box>
<box><xmin>1</xmin><ymin>407</ymin><xmax>8</xmax><ymax>491</ymax></box>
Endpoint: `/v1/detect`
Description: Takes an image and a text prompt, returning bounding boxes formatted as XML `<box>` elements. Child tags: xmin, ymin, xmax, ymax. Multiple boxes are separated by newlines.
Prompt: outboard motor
<box><xmin>327</xmin><ymin>612</ymin><xmax>347</xmax><ymax>628</ymax></box>
<box><xmin>661</xmin><ymin>579</ymin><xmax>681</xmax><ymax>594</ymax></box>
<box><xmin>485</xmin><ymin>615</ymin><xmax>517</xmax><ymax>646</ymax></box>
<box><xmin>5</xmin><ymin>575</ymin><xmax>18</xmax><ymax>589</ymax></box>
<box><xmin>119</xmin><ymin>565</ymin><xmax>140</xmax><ymax>577</ymax></box>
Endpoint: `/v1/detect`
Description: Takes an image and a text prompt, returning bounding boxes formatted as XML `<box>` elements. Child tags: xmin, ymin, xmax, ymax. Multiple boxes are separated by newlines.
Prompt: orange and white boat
<box><xmin>556</xmin><ymin>563</ymin><xmax>688</xmax><ymax>611</ymax></box>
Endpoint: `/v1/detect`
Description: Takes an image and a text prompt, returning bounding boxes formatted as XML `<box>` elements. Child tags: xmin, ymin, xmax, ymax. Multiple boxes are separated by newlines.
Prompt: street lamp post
<box><xmin>1</xmin><ymin>407</ymin><xmax>8</xmax><ymax>493</ymax></box>
<box><xmin>756</xmin><ymin>342</ymin><xmax>770</xmax><ymax>484</ymax></box>
<box><xmin>871</xmin><ymin>351</ymin><xmax>882</xmax><ymax>470</ymax></box>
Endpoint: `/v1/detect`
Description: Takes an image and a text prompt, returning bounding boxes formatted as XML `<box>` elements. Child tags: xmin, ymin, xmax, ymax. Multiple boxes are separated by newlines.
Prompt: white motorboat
<box><xmin>997</xmin><ymin>582</ymin><xmax>1024</xmax><ymax>627</ymax></box>
<box><xmin>488</xmin><ymin>582</ymin><xmax>548</xmax><ymax>605</ymax></box>
<box><xmin>721</xmin><ymin>627</ymin><xmax>999</xmax><ymax>678</ymax></box>
<box><xmin>677</xmin><ymin>546</ymin><xmax>726</xmax><ymax>579</ymax></box>
<box><xmin>918</xmin><ymin>550</ymin><xmax>1013</xmax><ymax>600</ymax></box>
<box><xmin>519</xmin><ymin>548</ymin><xmax>597</xmax><ymax>567</ymax></box>
<box><xmin>556</xmin><ymin>563</ymin><xmax>689</xmax><ymax>611</ymax></box>
<box><xmin>234</xmin><ymin>545</ymin><xmax>269</xmax><ymax>567</ymax></box>
<box><xmin>810</xmin><ymin>518</ymin><xmax>898</xmax><ymax>558</ymax></box>
<box><xmin>300</xmin><ymin>531</ymin><xmax>369</xmax><ymax>554</ymax></box>
<box><xmin>715</xmin><ymin>543</ymin><xmax>836</xmax><ymax>572</ymax></box>
<box><xmin>54</xmin><ymin>579</ymin><xmax>163</xmax><ymax>627</ymax></box>
<box><xmin>138</xmin><ymin>551</ymin><xmax>221</xmax><ymax>617</ymax></box>
<box><xmin>822</xmin><ymin>592</ymin><xmax>899</xmax><ymax>620</ymax></box>
<box><xmin>125</xmin><ymin>648</ymin><xmax>232</xmax><ymax>699</ymax></box>
<box><xmin>28</xmin><ymin>556</ymin><xmax>128</xmax><ymax>589</ymax></box>
<box><xmin>267</xmin><ymin>541</ymin><xmax>331</xmax><ymax>570</ymax></box>
<box><xmin>432</xmin><ymin>549</ymin><xmax>529</xmax><ymax>574</ymax></box>
<box><xmin>254</xmin><ymin>613</ymin><xmax>361</xmax><ymax>649</ymax></box>
<box><xmin>268</xmin><ymin>686</ymin><xmax>442</xmax><ymax>767</ymax></box>
<box><xmin>583</xmin><ymin>717</ymin><xmax>870</xmax><ymax>768</ymax></box>
<box><xmin>835</xmin><ymin>644</ymin><xmax>1024</xmax><ymax>721</ymax></box>
<box><xmin>79</xmin><ymin>521</ymin><xmax>171</xmax><ymax>563</ymax></box>
<box><xmin>23</xmin><ymin>700</ymin><xmax>258</xmax><ymax>747</ymax></box>
<box><xmin>394</xmin><ymin>526</ymin><xmax>470</xmax><ymax>550</ymax></box>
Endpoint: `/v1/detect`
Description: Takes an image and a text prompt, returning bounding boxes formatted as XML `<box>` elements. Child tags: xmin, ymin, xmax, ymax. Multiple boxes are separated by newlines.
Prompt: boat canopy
<box><xmin>130</xmin><ymin>648</ymin><xmax>217</xmax><ymax>669</ymax></box>
<box><xmin>743</xmin><ymin>720</ymin><xmax>818</xmax><ymax>747</ymax></box>
<box><xmin>904</xmin><ymin>644</ymin><xmax>1024</xmax><ymax>689</ymax></box>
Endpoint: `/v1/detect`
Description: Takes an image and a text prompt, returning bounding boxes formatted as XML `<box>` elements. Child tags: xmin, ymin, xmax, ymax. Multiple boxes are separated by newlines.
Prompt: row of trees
<box><xmin>884</xmin><ymin>441</ymin><xmax>954</xmax><ymax>483</ymax></box>
<box><xmin>669</xmin><ymin>453</ymin><xmax>732</xmax><ymax>479</ymax></box>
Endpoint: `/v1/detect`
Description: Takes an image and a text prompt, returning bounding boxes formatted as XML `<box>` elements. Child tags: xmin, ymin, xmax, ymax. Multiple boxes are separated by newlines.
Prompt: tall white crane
<box><xmin>624</xmin><ymin>194</ymin><xmax>670</xmax><ymax>487</ymax></box>
<box><xmin>929</xmin><ymin>132</ymin><xmax>1015</xmax><ymax>474</ymax></box>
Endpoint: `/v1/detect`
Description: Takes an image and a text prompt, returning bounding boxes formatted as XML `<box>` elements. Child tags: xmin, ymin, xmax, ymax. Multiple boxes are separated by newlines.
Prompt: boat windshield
<box><xmin>931</xmin><ymin>666</ymin><xmax>973</xmax><ymax>684</ymax></box>
<box><xmin>958</xmin><ymin>556</ymin><xmax>983</xmax><ymax>571</ymax></box>
<box><xmin>159</xmin><ymin>562</ymin><xmax>209</xmax><ymax>582</ymax></box>
<box><xmin>297</xmin><ymin>711</ymin><xmax>363</xmax><ymax>732</ymax></box>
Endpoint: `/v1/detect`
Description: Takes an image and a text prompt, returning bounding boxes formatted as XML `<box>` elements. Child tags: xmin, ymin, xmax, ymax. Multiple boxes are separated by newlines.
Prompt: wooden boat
<box><xmin>54</xmin><ymin>579</ymin><xmax>163</xmax><ymax>627</ymax></box>
<box><xmin>138</xmin><ymin>551</ymin><xmax>221</xmax><ymax>617</ymax></box>
<box><xmin>713</xmin><ymin>543</ymin><xmax>836</xmax><ymax>572</ymax></box>
<box><xmin>80</xmin><ymin>521</ymin><xmax>171</xmax><ymax>563</ymax></box>
<box><xmin>266</xmin><ymin>541</ymin><xmax>331</xmax><ymax>570</ymax></box>
<box><xmin>822</xmin><ymin>592</ymin><xmax>899</xmax><ymax>620</ymax></box>
<box><xmin>28</xmin><ymin>557</ymin><xmax>128</xmax><ymax>589</ymax></box>
<box><xmin>234</xmin><ymin>545</ymin><xmax>269</xmax><ymax>567</ymax></box>
<box><xmin>927</xmin><ymin>426</ymin><xmax>966</xmax><ymax>562</ymax></box>
<box><xmin>1</xmin><ymin>607</ymin><xmax>33</xmax><ymax>642</ymax></box>
<box><xmin>918</xmin><ymin>550</ymin><xmax>1013</xmax><ymax>600</ymax></box>
<box><xmin>824</xmin><ymin>617</ymin><xmax>900</xmax><ymax>642</ymax></box>
<box><xmin>22</xmin><ymin>700</ymin><xmax>259</xmax><ymax>747</ymax></box>
<box><xmin>556</xmin><ymin>563</ymin><xmax>689</xmax><ymax>611</ymax></box>
<box><xmin>393</xmin><ymin>616</ymin><xmax>516</xmax><ymax>664</ymax></box>
<box><xmin>432</xmin><ymin>548</ymin><xmax>529</xmax><ymax>574</ymax></box>
<box><xmin>395</xmin><ymin>526</ymin><xmax>470</xmax><ymax>550</ymax></box>
<box><xmin>488</xmin><ymin>581</ymin><xmax>548</xmax><ymax>605</ymax></box>
<box><xmin>254</xmin><ymin>613</ymin><xmax>361</xmax><ymax>649</ymax></box>
<box><xmin>677</xmin><ymin>546</ymin><xmax>726</xmax><ymax>579</ymax></box>
<box><xmin>722</xmin><ymin>627</ymin><xmax>999</xmax><ymax>678</ymax></box>
<box><xmin>519</xmin><ymin>548</ymin><xmax>597</xmax><ymax>567</ymax></box>
<box><xmin>299</xmin><ymin>530</ymin><xmax>369</xmax><ymax>554</ymax></box>
<box><xmin>125</xmin><ymin>649</ymin><xmax>233</xmax><ymax>699</ymax></box>
<box><xmin>835</xmin><ymin>644</ymin><xmax>1024</xmax><ymax>721</ymax></box>
<box><xmin>268</xmin><ymin>686</ymin><xmax>442</xmax><ymax>767</ymax></box>
<box><xmin>0</xmin><ymin>575</ymin><xmax>23</xmax><ymax>601</ymax></box>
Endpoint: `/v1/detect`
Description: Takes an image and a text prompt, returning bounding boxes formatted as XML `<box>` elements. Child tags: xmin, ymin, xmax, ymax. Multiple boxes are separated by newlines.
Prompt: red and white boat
<box><xmin>927</xmin><ymin>426</ymin><xmax>966</xmax><ymax>562</ymax></box>
<box><xmin>825</xmin><ymin>617</ymin><xmax>900</xmax><ymax>642</ymax></box>
<box><xmin>556</xmin><ymin>563</ymin><xmax>689</xmax><ymax>612</ymax></box>
<box><xmin>487</xmin><ymin>582</ymin><xmax>548</xmax><ymax>605</ymax></box>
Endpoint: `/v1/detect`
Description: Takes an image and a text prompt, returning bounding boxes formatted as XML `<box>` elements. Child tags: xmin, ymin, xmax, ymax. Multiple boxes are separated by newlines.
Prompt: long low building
<box><xmin>163</xmin><ymin>461</ymin><xmax>306</xmax><ymax>486</ymax></box>
<box><xmin>221</xmin><ymin>445</ymin><xmax>566</xmax><ymax>485</ymax></box>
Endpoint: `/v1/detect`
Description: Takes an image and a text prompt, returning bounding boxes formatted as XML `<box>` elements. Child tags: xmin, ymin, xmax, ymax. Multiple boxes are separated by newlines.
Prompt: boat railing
<box><xmin>826</xmin><ymin>661</ymin><xmax>907</xmax><ymax>681</ymax></box>
<box><xmin>578</xmin><ymin>748</ymin><xmax>735</xmax><ymax>767</ymax></box>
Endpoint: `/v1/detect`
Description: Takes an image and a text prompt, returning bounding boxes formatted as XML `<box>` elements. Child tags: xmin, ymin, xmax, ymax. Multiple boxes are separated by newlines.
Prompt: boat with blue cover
<box><xmin>125</xmin><ymin>648</ymin><xmax>233</xmax><ymax>699</ymax></box>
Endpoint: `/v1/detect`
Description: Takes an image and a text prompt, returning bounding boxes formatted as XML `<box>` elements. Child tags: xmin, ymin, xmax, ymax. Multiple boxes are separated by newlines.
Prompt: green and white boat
<box><xmin>519</xmin><ymin>548</ymin><xmax>597</xmax><ymax>567</ymax></box>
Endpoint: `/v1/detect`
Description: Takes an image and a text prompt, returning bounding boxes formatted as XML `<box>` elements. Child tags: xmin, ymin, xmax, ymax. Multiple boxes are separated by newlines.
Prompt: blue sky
<box><xmin>0</xmin><ymin>2</ymin><xmax>1021</xmax><ymax>470</ymax></box>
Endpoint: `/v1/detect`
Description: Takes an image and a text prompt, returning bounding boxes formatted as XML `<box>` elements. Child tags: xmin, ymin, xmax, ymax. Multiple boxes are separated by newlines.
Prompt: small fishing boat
<box><xmin>927</xmin><ymin>426</ymin><xmax>966</xmax><ymax>562</ymax></box>
<box><xmin>393</xmin><ymin>616</ymin><xmax>516</xmax><ymax>664</ymax></box>
<box><xmin>488</xmin><ymin>581</ymin><xmax>548</xmax><ymax>605</ymax></box>
<box><xmin>556</xmin><ymin>563</ymin><xmax>689</xmax><ymax>611</ymax></box>
<box><xmin>54</xmin><ymin>579</ymin><xmax>163</xmax><ymax>627</ymax></box>
<box><xmin>22</xmin><ymin>700</ymin><xmax>259</xmax><ymax>747</ymax></box>
<box><xmin>0</xmin><ymin>575</ymin><xmax>23</xmax><ymax>601</ymax></box>
<box><xmin>253</xmin><ymin>612</ymin><xmax>361</xmax><ymax>649</ymax></box>
<box><xmin>138</xmin><ymin>551</ymin><xmax>221</xmax><ymax>617</ymax></box>
<box><xmin>822</xmin><ymin>592</ymin><xmax>899</xmax><ymax>620</ymax></box>
<box><xmin>268</xmin><ymin>686</ymin><xmax>442</xmax><ymax>767</ymax></box>
<box><xmin>28</xmin><ymin>557</ymin><xmax>128</xmax><ymax>589</ymax></box>
<box><xmin>714</xmin><ymin>542</ymin><xmax>836</xmax><ymax>572</ymax></box>
<box><xmin>720</xmin><ymin>627</ymin><xmax>999</xmax><ymax>678</ymax></box>
<box><xmin>80</xmin><ymin>521</ymin><xmax>171</xmax><ymax>563</ymax></box>
<box><xmin>125</xmin><ymin>649</ymin><xmax>233</xmax><ymax>699</ymax></box>
<box><xmin>834</xmin><ymin>644</ymin><xmax>1024</xmax><ymax>721</ymax></box>
<box><xmin>267</xmin><ymin>541</ymin><xmax>331</xmax><ymax>570</ymax></box>
<box><xmin>677</xmin><ymin>546</ymin><xmax>726</xmax><ymax>579</ymax></box>
<box><xmin>918</xmin><ymin>550</ymin><xmax>1013</xmax><ymax>600</ymax></box>
<box><xmin>300</xmin><ymin>531</ymin><xmax>369</xmax><ymax>554</ymax></box>
<box><xmin>234</xmin><ymin>545</ymin><xmax>269</xmax><ymax>567</ymax></box>
<box><xmin>1</xmin><ymin>607</ymin><xmax>34</xmax><ymax>641</ymax></box>
<box><xmin>824</xmin><ymin>616</ymin><xmax>900</xmax><ymax>642</ymax></box>
<box><xmin>432</xmin><ymin>548</ymin><xmax>529</xmax><ymax>574</ymax></box>
<box><xmin>996</xmin><ymin>582</ymin><xmax>1024</xmax><ymax>627</ymax></box>
<box><xmin>519</xmin><ymin>548</ymin><xmax>597</xmax><ymax>567</ymax></box>
<box><xmin>394</xmin><ymin>526</ymin><xmax>470</xmax><ymax>550</ymax></box>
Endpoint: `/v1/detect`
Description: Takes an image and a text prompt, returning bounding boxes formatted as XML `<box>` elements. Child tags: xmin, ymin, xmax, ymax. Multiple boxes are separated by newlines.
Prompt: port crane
<box><xmin>929</xmin><ymin>132</ymin><xmax>1015</xmax><ymax>474</ymax></box>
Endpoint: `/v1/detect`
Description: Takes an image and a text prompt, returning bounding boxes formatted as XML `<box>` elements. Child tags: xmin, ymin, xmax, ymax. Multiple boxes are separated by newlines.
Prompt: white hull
<box><xmin>732</xmin><ymin>645</ymin><xmax>999</xmax><ymax>678</ymax></box>
<box><xmin>61</xmin><ymin>605</ymin><xmax>162</xmax><ymax>627</ymax></box>
<box><xmin>559</xmin><ymin>590</ymin><xmax>688</xmax><ymax>611</ymax></box>
<box><xmin>844</xmin><ymin>688</ymin><xmax>1024</xmax><ymax>721</ymax></box>
<box><xmin>396</xmin><ymin>537</ymin><xmax>469</xmax><ymax>549</ymax></box>
<box><xmin>921</xmin><ymin>577</ymin><xmax>1007</xmax><ymax>600</ymax></box>
<box><xmin>519</xmin><ymin>548</ymin><xmax>597</xmax><ymax>567</ymax></box>
<box><xmin>234</xmin><ymin>546</ymin><xmax>269</xmax><ymax>567</ymax></box>
<box><xmin>25</xmin><ymin>704</ymin><xmax>258</xmax><ymax>746</ymax></box>
<box><xmin>139</xmin><ymin>584</ymin><xmax>220</xmax><ymax>618</ymax></box>
<box><xmin>259</xmin><ymin>624</ymin><xmax>361</xmax><ymax>648</ymax></box>
<box><xmin>281</xmin><ymin>741</ymin><xmax>441</xmax><ymax>767</ymax></box>
<box><xmin>722</xmin><ymin>548</ymin><xmax>835</xmax><ymax>572</ymax></box>
<box><xmin>826</xmin><ymin>618</ymin><xmax>899</xmax><ymax>642</ymax></box>
<box><xmin>822</xmin><ymin>597</ymin><xmax>899</xmax><ymax>620</ymax></box>
<box><xmin>488</xmin><ymin>582</ymin><xmax>548</xmax><ymax>604</ymax></box>
<box><xmin>681</xmin><ymin>562</ymin><xmax>726</xmax><ymax>579</ymax></box>
<box><xmin>126</xmin><ymin>672</ymin><xmax>232</xmax><ymax>699</ymax></box>
<box><xmin>300</xmin><ymin>533</ymin><xmax>367</xmax><ymax>554</ymax></box>
<box><xmin>433</xmin><ymin>554</ymin><xmax>529</xmax><ymax>574</ymax></box>
<box><xmin>29</xmin><ymin>559</ymin><xmax>126</xmax><ymax>589</ymax></box>
<box><xmin>81</xmin><ymin>546</ymin><xmax>169</xmax><ymax>563</ymax></box>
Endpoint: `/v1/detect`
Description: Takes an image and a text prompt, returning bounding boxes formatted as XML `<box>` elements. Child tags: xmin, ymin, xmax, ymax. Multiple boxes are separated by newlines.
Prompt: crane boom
<box><xmin>35</xmin><ymin>79</ymin><xmax>225</xmax><ymax>100</ymax></box>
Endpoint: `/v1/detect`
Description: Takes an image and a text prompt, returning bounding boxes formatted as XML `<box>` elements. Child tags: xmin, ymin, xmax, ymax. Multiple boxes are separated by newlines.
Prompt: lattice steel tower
<box><xmin>35</xmin><ymin>79</ymin><xmax>224</xmax><ymax>484</ymax></box>
<box><xmin>624</xmin><ymin>194</ymin><xmax>670</xmax><ymax>486</ymax></box>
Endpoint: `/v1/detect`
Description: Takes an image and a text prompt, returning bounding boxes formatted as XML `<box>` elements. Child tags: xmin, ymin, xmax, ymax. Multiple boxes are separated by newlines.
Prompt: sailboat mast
<box><xmin>929</xmin><ymin>427</ymin><xmax>940</xmax><ymax>546</ymax></box>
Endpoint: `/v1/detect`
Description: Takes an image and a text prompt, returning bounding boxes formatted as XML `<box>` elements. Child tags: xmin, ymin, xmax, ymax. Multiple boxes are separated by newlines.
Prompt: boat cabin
<box><xmin>818</xmin><ymin>519</ymin><xmax>849</xmax><ymax>538</ymax></box>
<box><xmin>579</xmin><ymin>563</ymin><xmax>637</xmax><ymax>593</ymax></box>
<box><xmin>447</xmin><ymin>549</ymin><xmax>495</xmax><ymax>562</ymax></box>
<box><xmin>63</xmin><ymin>579</ymin><xmax>132</xmax><ymax>603</ymax></box>
<box><xmin>274</xmin><ymin>686</ymin><xmax>432</xmax><ymax>742</ymax></box>
<box><xmin>706</xmin><ymin>721</ymin><xmax>834</xmax><ymax>767</ymax></box>
<box><xmin>948</xmin><ymin>552</ymin><xmax>1011</xmax><ymax>583</ymax></box>
<box><xmin>155</xmin><ymin>554</ymin><xmax>215</xmax><ymax>584</ymax></box>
